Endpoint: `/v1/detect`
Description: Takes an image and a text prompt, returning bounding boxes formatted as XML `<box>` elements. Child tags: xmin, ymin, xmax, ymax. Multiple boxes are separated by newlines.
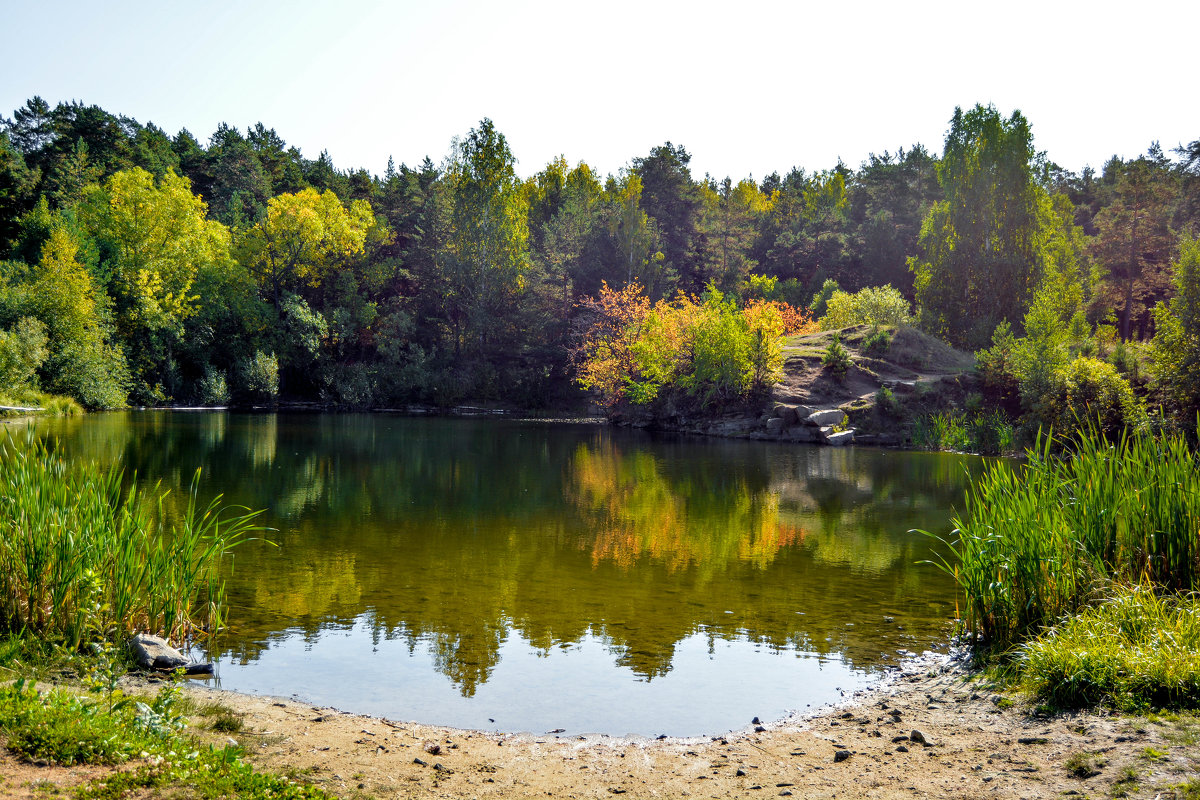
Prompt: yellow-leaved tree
<box><xmin>81</xmin><ymin>167</ymin><xmax>230</xmax><ymax>402</ymax></box>
<box><xmin>236</xmin><ymin>187</ymin><xmax>375</xmax><ymax>309</ymax></box>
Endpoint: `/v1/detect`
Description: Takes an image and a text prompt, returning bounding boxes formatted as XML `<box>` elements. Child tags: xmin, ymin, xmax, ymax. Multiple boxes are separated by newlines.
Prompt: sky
<box><xmin>3</xmin><ymin>0</ymin><xmax>1197</xmax><ymax>182</ymax></box>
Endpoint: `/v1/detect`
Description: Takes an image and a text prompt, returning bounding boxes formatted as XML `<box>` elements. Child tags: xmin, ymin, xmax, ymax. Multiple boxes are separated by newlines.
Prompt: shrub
<box><xmin>820</xmin><ymin>284</ymin><xmax>913</xmax><ymax>330</ymax></box>
<box><xmin>976</xmin><ymin>321</ymin><xmax>1022</xmax><ymax>415</ymax></box>
<box><xmin>1020</xmin><ymin>586</ymin><xmax>1200</xmax><ymax>710</ymax></box>
<box><xmin>0</xmin><ymin>317</ymin><xmax>47</xmax><ymax>391</ymax></box>
<box><xmin>196</xmin><ymin>367</ymin><xmax>231</xmax><ymax>406</ymax></box>
<box><xmin>862</xmin><ymin>327</ymin><xmax>892</xmax><ymax>357</ymax></box>
<box><xmin>821</xmin><ymin>334</ymin><xmax>851</xmax><ymax>378</ymax></box>
<box><xmin>1151</xmin><ymin>236</ymin><xmax>1200</xmax><ymax>426</ymax></box>
<box><xmin>1041</xmin><ymin>356</ymin><xmax>1147</xmax><ymax>439</ymax></box>
<box><xmin>576</xmin><ymin>282</ymin><xmax>787</xmax><ymax>411</ymax></box>
<box><xmin>242</xmin><ymin>351</ymin><xmax>279</xmax><ymax>403</ymax></box>
<box><xmin>808</xmin><ymin>278</ymin><xmax>840</xmax><ymax>318</ymax></box>
<box><xmin>874</xmin><ymin>385</ymin><xmax>896</xmax><ymax>415</ymax></box>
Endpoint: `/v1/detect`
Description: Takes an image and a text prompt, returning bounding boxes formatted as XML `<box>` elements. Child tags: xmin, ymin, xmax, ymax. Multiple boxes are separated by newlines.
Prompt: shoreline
<box><xmin>107</xmin><ymin>649</ymin><xmax>1196</xmax><ymax>800</ymax></box>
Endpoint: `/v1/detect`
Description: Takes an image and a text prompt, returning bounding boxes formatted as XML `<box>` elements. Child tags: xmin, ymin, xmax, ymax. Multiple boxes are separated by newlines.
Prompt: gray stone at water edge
<box><xmin>128</xmin><ymin>633</ymin><xmax>213</xmax><ymax>674</ymax></box>
<box><xmin>806</xmin><ymin>409</ymin><xmax>846</xmax><ymax>427</ymax></box>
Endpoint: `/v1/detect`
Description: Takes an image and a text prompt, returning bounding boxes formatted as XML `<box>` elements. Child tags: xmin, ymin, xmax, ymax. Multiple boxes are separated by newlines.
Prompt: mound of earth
<box><xmin>760</xmin><ymin>325</ymin><xmax>979</xmax><ymax>447</ymax></box>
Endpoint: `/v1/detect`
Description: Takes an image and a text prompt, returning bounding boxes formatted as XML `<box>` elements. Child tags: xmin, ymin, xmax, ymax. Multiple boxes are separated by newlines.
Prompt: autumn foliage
<box><xmin>573</xmin><ymin>282</ymin><xmax>810</xmax><ymax>411</ymax></box>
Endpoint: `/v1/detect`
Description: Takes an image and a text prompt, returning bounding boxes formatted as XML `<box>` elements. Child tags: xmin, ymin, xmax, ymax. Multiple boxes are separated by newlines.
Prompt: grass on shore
<box><xmin>925</xmin><ymin>422</ymin><xmax>1200</xmax><ymax>709</ymax></box>
<box><xmin>0</xmin><ymin>670</ymin><xmax>336</xmax><ymax>798</ymax></box>
<box><xmin>1021</xmin><ymin>585</ymin><xmax>1200</xmax><ymax>710</ymax></box>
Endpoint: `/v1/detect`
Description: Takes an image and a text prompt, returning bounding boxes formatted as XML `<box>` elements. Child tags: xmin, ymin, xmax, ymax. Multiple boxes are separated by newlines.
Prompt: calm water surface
<box><xmin>35</xmin><ymin>412</ymin><xmax>985</xmax><ymax>736</ymax></box>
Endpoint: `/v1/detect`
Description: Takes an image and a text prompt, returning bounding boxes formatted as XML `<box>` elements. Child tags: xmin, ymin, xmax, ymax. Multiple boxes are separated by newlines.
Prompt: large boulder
<box><xmin>825</xmin><ymin>430</ymin><xmax>856</xmax><ymax>447</ymax></box>
<box><xmin>807</xmin><ymin>409</ymin><xmax>846</xmax><ymax>427</ymax></box>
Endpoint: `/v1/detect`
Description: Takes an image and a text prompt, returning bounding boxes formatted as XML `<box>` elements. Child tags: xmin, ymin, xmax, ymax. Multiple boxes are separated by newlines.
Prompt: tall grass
<box><xmin>926</xmin><ymin>425</ymin><xmax>1200</xmax><ymax>650</ymax></box>
<box><xmin>912</xmin><ymin>410</ymin><xmax>1014</xmax><ymax>455</ymax></box>
<box><xmin>0</xmin><ymin>432</ymin><xmax>261</xmax><ymax>648</ymax></box>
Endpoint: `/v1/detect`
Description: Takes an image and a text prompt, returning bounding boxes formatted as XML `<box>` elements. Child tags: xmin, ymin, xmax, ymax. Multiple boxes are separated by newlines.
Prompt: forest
<box><xmin>0</xmin><ymin>96</ymin><xmax>1197</xmax><ymax>432</ymax></box>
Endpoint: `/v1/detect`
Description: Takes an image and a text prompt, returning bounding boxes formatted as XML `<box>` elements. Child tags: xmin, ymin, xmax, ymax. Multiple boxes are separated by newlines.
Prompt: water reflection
<box><xmin>34</xmin><ymin>412</ymin><xmax>983</xmax><ymax>733</ymax></box>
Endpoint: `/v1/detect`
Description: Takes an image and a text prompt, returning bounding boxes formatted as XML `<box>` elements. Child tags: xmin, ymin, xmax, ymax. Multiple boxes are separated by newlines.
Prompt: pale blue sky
<box><xmin>3</xmin><ymin>0</ymin><xmax>1196</xmax><ymax>180</ymax></box>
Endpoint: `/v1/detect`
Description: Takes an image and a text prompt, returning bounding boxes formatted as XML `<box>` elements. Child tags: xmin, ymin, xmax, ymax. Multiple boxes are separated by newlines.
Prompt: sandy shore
<box><xmin>140</xmin><ymin>654</ymin><xmax>1200</xmax><ymax>799</ymax></box>
<box><xmin>4</xmin><ymin>653</ymin><xmax>1199</xmax><ymax>799</ymax></box>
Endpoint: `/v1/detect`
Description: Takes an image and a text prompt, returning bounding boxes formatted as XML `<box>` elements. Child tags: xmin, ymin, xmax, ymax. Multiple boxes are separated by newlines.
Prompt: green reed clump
<box><xmin>913</xmin><ymin>410</ymin><xmax>1014</xmax><ymax>455</ymax></box>
<box><xmin>0</xmin><ymin>432</ymin><xmax>261</xmax><ymax>648</ymax></box>
<box><xmin>927</xmin><ymin>425</ymin><xmax>1200</xmax><ymax>650</ymax></box>
<box><xmin>1020</xmin><ymin>585</ymin><xmax>1200</xmax><ymax>710</ymax></box>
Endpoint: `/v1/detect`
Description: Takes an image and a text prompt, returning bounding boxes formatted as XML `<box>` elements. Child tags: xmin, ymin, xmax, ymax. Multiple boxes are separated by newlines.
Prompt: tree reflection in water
<box><xmin>35</xmin><ymin>412</ymin><xmax>987</xmax><ymax>698</ymax></box>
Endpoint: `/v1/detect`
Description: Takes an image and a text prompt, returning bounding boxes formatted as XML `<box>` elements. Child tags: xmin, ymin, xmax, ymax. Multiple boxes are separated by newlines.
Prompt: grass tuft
<box><xmin>1021</xmin><ymin>586</ymin><xmax>1200</xmax><ymax>710</ymax></box>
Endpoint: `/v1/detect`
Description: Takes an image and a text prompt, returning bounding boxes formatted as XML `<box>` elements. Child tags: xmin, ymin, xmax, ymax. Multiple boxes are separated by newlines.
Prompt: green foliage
<box><xmin>820</xmin><ymin>284</ymin><xmax>912</xmax><ymax>330</ymax></box>
<box><xmin>1152</xmin><ymin>236</ymin><xmax>1200</xmax><ymax>426</ymax></box>
<box><xmin>1020</xmin><ymin>586</ymin><xmax>1200</xmax><ymax>710</ymax></box>
<box><xmin>1110</xmin><ymin>339</ymin><xmax>1141</xmax><ymax>382</ymax></box>
<box><xmin>195</xmin><ymin>367</ymin><xmax>230</xmax><ymax>405</ymax></box>
<box><xmin>807</xmin><ymin>278</ymin><xmax>839</xmax><ymax>318</ymax></box>
<box><xmin>911</xmin><ymin>105</ymin><xmax>1081</xmax><ymax>349</ymax></box>
<box><xmin>575</xmin><ymin>282</ymin><xmax>784</xmax><ymax>411</ymax></box>
<box><xmin>0</xmin><ymin>316</ymin><xmax>48</xmax><ymax>390</ymax></box>
<box><xmin>1040</xmin><ymin>356</ymin><xmax>1147</xmax><ymax>439</ymax></box>
<box><xmin>862</xmin><ymin>327</ymin><xmax>892</xmax><ymax>357</ymax></box>
<box><xmin>0</xmin><ymin>224</ymin><xmax>129</xmax><ymax>409</ymax></box>
<box><xmin>0</xmin><ymin>676</ymin><xmax>334</xmax><ymax>798</ymax></box>
<box><xmin>0</xmin><ymin>433</ymin><xmax>261</xmax><ymax>647</ymax></box>
<box><xmin>926</xmin><ymin>426</ymin><xmax>1200</xmax><ymax>650</ymax></box>
<box><xmin>241</xmin><ymin>350</ymin><xmax>279</xmax><ymax>403</ymax></box>
<box><xmin>874</xmin><ymin>385</ymin><xmax>896</xmax><ymax>415</ymax></box>
<box><xmin>821</xmin><ymin>333</ymin><xmax>851</xmax><ymax>378</ymax></box>
<box><xmin>0</xmin><ymin>679</ymin><xmax>150</xmax><ymax>765</ymax></box>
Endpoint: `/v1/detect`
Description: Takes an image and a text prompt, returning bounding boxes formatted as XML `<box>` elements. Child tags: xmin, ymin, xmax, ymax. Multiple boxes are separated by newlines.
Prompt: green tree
<box><xmin>911</xmin><ymin>105</ymin><xmax>1052</xmax><ymax>348</ymax></box>
<box><xmin>1090</xmin><ymin>156</ymin><xmax>1176</xmax><ymax>341</ymax></box>
<box><xmin>0</xmin><ymin>224</ymin><xmax>128</xmax><ymax>407</ymax></box>
<box><xmin>1151</xmin><ymin>236</ymin><xmax>1200</xmax><ymax>424</ymax></box>
<box><xmin>699</xmin><ymin>177</ymin><xmax>767</xmax><ymax>292</ymax></box>
<box><xmin>633</xmin><ymin>143</ymin><xmax>701</xmax><ymax>293</ymax></box>
<box><xmin>0</xmin><ymin>132</ymin><xmax>38</xmax><ymax>252</ymax></box>
<box><xmin>446</xmin><ymin>119</ymin><xmax>530</xmax><ymax>360</ymax></box>
<box><xmin>236</xmin><ymin>187</ymin><xmax>374</xmax><ymax>309</ymax></box>
<box><xmin>81</xmin><ymin>167</ymin><xmax>230</xmax><ymax>401</ymax></box>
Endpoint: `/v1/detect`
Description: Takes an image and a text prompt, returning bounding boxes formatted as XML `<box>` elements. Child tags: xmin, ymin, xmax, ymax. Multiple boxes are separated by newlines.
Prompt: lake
<box><xmin>33</xmin><ymin>411</ymin><xmax>983</xmax><ymax>737</ymax></box>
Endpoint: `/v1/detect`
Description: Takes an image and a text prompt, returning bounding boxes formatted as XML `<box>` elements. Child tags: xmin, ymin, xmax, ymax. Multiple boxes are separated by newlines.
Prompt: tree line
<box><xmin>0</xmin><ymin>97</ymin><xmax>1196</xmax><ymax>422</ymax></box>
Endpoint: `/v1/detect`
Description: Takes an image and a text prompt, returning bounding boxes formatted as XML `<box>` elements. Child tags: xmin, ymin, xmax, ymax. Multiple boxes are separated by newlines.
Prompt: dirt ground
<box><xmin>9</xmin><ymin>653</ymin><xmax>1196</xmax><ymax>800</ymax></box>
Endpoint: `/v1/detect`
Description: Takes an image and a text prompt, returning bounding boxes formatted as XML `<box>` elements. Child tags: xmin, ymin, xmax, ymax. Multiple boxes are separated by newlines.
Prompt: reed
<box><xmin>912</xmin><ymin>410</ymin><xmax>1014</xmax><ymax>455</ymax></box>
<box><xmin>926</xmin><ymin>424</ymin><xmax>1200</xmax><ymax>651</ymax></box>
<box><xmin>0</xmin><ymin>431</ymin><xmax>261</xmax><ymax>648</ymax></box>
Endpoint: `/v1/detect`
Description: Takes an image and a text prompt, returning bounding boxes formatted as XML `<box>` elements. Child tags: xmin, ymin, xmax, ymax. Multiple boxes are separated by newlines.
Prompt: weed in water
<box><xmin>922</xmin><ymin>425</ymin><xmax>1200</xmax><ymax>652</ymax></box>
